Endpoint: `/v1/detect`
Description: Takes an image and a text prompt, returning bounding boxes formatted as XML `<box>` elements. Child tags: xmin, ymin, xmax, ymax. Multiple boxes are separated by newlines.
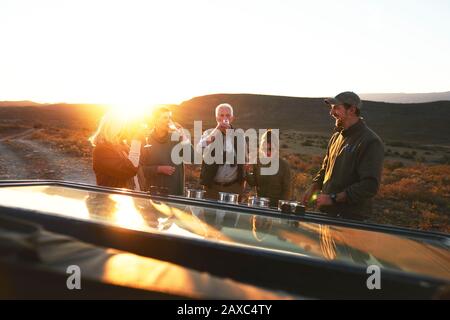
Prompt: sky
<box><xmin>1</xmin><ymin>0</ymin><xmax>449</xmax><ymax>106</ymax></box>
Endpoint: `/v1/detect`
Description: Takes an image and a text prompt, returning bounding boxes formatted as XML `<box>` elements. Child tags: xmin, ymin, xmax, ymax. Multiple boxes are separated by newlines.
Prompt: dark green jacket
<box><xmin>246</xmin><ymin>157</ymin><xmax>292</xmax><ymax>207</ymax></box>
<box><xmin>312</xmin><ymin>120</ymin><xmax>384</xmax><ymax>219</ymax></box>
<box><xmin>140</xmin><ymin>131</ymin><xmax>193</xmax><ymax>196</ymax></box>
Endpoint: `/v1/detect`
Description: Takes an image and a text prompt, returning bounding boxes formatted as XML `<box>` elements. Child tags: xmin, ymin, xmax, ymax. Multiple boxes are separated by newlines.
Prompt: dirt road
<box><xmin>0</xmin><ymin>129</ymin><xmax>95</xmax><ymax>184</ymax></box>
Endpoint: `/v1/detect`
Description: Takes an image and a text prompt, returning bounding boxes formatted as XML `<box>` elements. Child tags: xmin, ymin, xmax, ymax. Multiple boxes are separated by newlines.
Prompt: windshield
<box><xmin>1</xmin><ymin>184</ymin><xmax>448</xmax><ymax>282</ymax></box>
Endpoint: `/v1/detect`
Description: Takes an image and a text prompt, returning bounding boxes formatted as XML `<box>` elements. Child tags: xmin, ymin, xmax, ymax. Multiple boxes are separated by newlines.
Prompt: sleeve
<box><xmin>93</xmin><ymin>146</ymin><xmax>137</xmax><ymax>180</ymax></box>
<box><xmin>180</xmin><ymin>140</ymin><xmax>196</xmax><ymax>163</ymax></box>
<box><xmin>345</xmin><ymin>139</ymin><xmax>384</xmax><ymax>204</ymax></box>
<box><xmin>142</xmin><ymin>165</ymin><xmax>159</xmax><ymax>178</ymax></box>
<box><xmin>139</xmin><ymin>146</ymin><xmax>159</xmax><ymax>178</ymax></box>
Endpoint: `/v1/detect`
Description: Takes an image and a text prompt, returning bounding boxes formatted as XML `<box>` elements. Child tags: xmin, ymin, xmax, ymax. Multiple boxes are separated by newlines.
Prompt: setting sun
<box><xmin>107</xmin><ymin>101</ymin><xmax>155</xmax><ymax>121</ymax></box>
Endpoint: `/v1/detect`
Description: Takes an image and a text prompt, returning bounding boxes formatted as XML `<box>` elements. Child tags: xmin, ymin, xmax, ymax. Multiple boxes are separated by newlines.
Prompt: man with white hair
<box><xmin>196</xmin><ymin>103</ymin><xmax>245</xmax><ymax>200</ymax></box>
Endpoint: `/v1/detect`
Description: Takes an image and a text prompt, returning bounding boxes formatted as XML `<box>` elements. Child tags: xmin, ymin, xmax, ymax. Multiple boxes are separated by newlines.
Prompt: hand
<box><xmin>157</xmin><ymin>166</ymin><xmax>176</xmax><ymax>176</ymax></box>
<box><xmin>316</xmin><ymin>194</ymin><xmax>333</xmax><ymax>208</ymax></box>
<box><xmin>302</xmin><ymin>184</ymin><xmax>319</xmax><ymax>205</ymax></box>
<box><xmin>217</xmin><ymin>120</ymin><xmax>231</xmax><ymax>131</ymax></box>
<box><xmin>244</xmin><ymin>164</ymin><xmax>253</xmax><ymax>172</ymax></box>
<box><xmin>204</xmin><ymin>134</ymin><xmax>216</xmax><ymax>146</ymax></box>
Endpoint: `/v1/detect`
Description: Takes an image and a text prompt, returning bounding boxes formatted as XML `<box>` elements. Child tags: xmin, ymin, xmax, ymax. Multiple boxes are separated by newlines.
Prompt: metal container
<box><xmin>218</xmin><ymin>192</ymin><xmax>239</xmax><ymax>204</ymax></box>
<box><xmin>278</xmin><ymin>200</ymin><xmax>305</xmax><ymax>215</ymax></box>
<box><xmin>248</xmin><ymin>196</ymin><xmax>270</xmax><ymax>208</ymax></box>
<box><xmin>278</xmin><ymin>200</ymin><xmax>292</xmax><ymax>213</ymax></box>
<box><xmin>185</xmin><ymin>189</ymin><xmax>206</xmax><ymax>199</ymax></box>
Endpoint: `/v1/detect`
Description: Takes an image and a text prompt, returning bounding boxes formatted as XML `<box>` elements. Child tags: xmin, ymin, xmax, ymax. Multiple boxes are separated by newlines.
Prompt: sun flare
<box><xmin>107</xmin><ymin>102</ymin><xmax>155</xmax><ymax>121</ymax></box>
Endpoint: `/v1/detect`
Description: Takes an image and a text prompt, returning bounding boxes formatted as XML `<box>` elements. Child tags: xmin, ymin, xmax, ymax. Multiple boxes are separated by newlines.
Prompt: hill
<box><xmin>359</xmin><ymin>91</ymin><xmax>450</xmax><ymax>103</ymax></box>
<box><xmin>175</xmin><ymin>94</ymin><xmax>450</xmax><ymax>145</ymax></box>
<box><xmin>0</xmin><ymin>101</ymin><xmax>46</xmax><ymax>107</ymax></box>
<box><xmin>1</xmin><ymin>94</ymin><xmax>449</xmax><ymax>145</ymax></box>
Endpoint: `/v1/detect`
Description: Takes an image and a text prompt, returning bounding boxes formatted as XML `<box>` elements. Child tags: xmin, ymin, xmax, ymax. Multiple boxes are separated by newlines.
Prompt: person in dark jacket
<box><xmin>139</xmin><ymin>107</ymin><xmax>193</xmax><ymax>196</ymax></box>
<box><xmin>89</xmin><ymin>112</ymin><xmax>138</xmax><ymax>188</ymax></box>
<box><xmin>302</xmin><ymin>91</ymin><xmax>384</xmax><ymax>220</ymax></box>
<box><xmin>245</xmin><ymin>129</ymin><xmax>291</xmax><ymax>207</ymax></box>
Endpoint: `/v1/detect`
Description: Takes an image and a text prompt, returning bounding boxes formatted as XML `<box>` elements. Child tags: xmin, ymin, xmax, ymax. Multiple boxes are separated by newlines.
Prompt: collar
<box><xmin>341</xmin><ymin>119</ymin><xmax>365</xmax><ymax>138</ymax></box>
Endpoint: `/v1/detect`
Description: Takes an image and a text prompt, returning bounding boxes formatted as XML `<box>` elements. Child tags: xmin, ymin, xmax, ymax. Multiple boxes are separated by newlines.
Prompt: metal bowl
<box><xmin>278</xmin><ymin>200</ymin><xmax>292</xmax><ymax>213</ymax></box>
<box><xmin>218</xmin><ymin>192</ymin><xmax>239</xmax><ymax>204</ymax></box>
<box><xmin>185</xmin><ymin>189</ymin><xmax>206</xmax><ymax>199</ymax></box>
<box><xmin>278</xmin><ymin>200</ymin><xmax>305</xmax><ymax>215</ymax></box>
<box><xmin>248</xmin><ymin>196</ymin><xmax>270</xmax><ymax>208</ymax></box>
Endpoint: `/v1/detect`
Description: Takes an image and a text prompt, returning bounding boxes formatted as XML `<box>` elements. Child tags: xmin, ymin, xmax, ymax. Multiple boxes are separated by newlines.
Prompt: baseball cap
<box><xmin>324</xmin><ymin>91</ymin><xmax>362</xmax><ymax>109</ymax></box>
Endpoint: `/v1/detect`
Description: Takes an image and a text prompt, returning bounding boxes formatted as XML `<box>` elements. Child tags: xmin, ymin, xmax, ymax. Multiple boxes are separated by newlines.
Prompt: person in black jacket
<box><xmin>89</xmin><ymin>112</ymin><xmax>137</xmax><ymax>189</ymax></box>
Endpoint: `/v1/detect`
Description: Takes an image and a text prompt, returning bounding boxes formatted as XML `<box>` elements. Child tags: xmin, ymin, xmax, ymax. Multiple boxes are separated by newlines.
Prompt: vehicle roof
<box><xmin>1</xmin><ymin>181</ymin><xmax>449</xmax><ymax>285</ymax></box>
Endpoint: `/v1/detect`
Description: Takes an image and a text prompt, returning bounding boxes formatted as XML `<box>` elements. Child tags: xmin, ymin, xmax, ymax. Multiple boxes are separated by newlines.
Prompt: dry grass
<box><xmin>30</xmin><ymin>127</ymin><xmax>93</xmax><ymax>158</ymax></box>
<box><xmin>374</xmin><ymin>163</ymin><xmax>450</xmax><ymax>232</ymax></box>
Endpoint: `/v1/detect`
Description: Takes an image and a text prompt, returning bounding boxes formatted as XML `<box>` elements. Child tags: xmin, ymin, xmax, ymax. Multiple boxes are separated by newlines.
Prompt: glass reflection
<box><xmin>252</xmin><ymin>215</ymin><xmax>273</xmax><ymax>242</ymax></box>
<box><xmin>0</xmin><ymin>185</ymin><xmax>448</xmax><ymax>282</ymax></box>
<box><xmin>101</xmin><ymin>251</ymin><xmax>293</xmax><ymax>299</ymax></box>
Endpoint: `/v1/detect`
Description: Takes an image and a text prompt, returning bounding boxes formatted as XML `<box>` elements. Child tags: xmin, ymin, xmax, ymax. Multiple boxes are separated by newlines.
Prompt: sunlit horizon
<box><xmin>1</xmin><ymin>0</ymin><xmax>449</xmax><ymax>106</ymax></box>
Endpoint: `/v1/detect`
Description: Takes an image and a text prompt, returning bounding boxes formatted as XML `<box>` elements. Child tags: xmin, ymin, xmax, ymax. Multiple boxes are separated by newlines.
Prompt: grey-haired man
<box><xmin>302</xmin><ymin>91</ymin><xmax>384</xmax><ymax>220</ymax></box>
<box><xmin>195</xmin><ymin>103</ymin><xmax>245</xmax><ymax>200</ymax></box>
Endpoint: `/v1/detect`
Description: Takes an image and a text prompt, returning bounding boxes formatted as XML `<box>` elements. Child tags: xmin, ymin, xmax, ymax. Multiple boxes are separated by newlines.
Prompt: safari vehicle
<box><xmin>0</xmin><ymin>180</ymin><xmax>449</xmax><ymax>299</ymax></box>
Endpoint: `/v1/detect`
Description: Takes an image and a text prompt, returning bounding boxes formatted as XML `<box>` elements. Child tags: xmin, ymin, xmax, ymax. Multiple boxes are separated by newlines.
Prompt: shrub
<box><xmin>384</xmin><ymin>160</ymin><xmax>404</xmax><ymax>171</ymax></box>
<box><xmin>400</xmin><ymin>151</ymin><xmax>414</xmax><ymax>159</ymax></box>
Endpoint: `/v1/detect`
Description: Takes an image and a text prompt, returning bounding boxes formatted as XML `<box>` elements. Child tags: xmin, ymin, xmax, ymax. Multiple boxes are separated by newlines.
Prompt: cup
<box><xmin>168</xmin><ymin>120</ymin><xmax>177</xmax><ymax>131</ymax></box>
<box><xmin>248</xmin><ymin>196</ymin><xmax>270</xmax><ymax>208</ymax></box>
<box><xmin>218</xmin><ymin>192</ymin><xmax>239</xmax><ymax>204</ymax></box>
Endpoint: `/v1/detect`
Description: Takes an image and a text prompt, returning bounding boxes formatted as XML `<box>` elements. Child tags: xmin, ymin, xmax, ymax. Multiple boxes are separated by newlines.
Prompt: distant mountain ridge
<box><xmin>0</xmin><ymin>101</ymin><xmax>46</xmax><ymax>107</ymax></box>
<box><xmin>359</xmin><ymin>91</ymin><xmax>450</xmax><ymax>103</ymax></box>
<box><xmin>176</xmin><ymin>93</ymin><xmax>450</xmax><ymax>144</ymax></box>
<box><xmin>1</xmin><ymin>93</ymin><xmax>450</xmax><ymax>145</ymax></box>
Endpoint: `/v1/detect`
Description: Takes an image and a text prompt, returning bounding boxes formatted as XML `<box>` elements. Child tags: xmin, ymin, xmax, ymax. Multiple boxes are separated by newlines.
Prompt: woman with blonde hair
<box><xmin>89</xmin><ymin>112</ymin><xmax>138</xmax><ymax>188</ymax></box>
<box><xmin>245</xmin><ymin>129</ymin><xmax>292</xmax><ymax>207</ymax></box>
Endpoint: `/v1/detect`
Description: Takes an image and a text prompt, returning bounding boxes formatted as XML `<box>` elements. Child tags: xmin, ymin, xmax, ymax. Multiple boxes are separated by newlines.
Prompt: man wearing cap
<box><xmin>302</xmin><ymin>91</ymin><xmax>384</xmax><ymax>220</ymax></box>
